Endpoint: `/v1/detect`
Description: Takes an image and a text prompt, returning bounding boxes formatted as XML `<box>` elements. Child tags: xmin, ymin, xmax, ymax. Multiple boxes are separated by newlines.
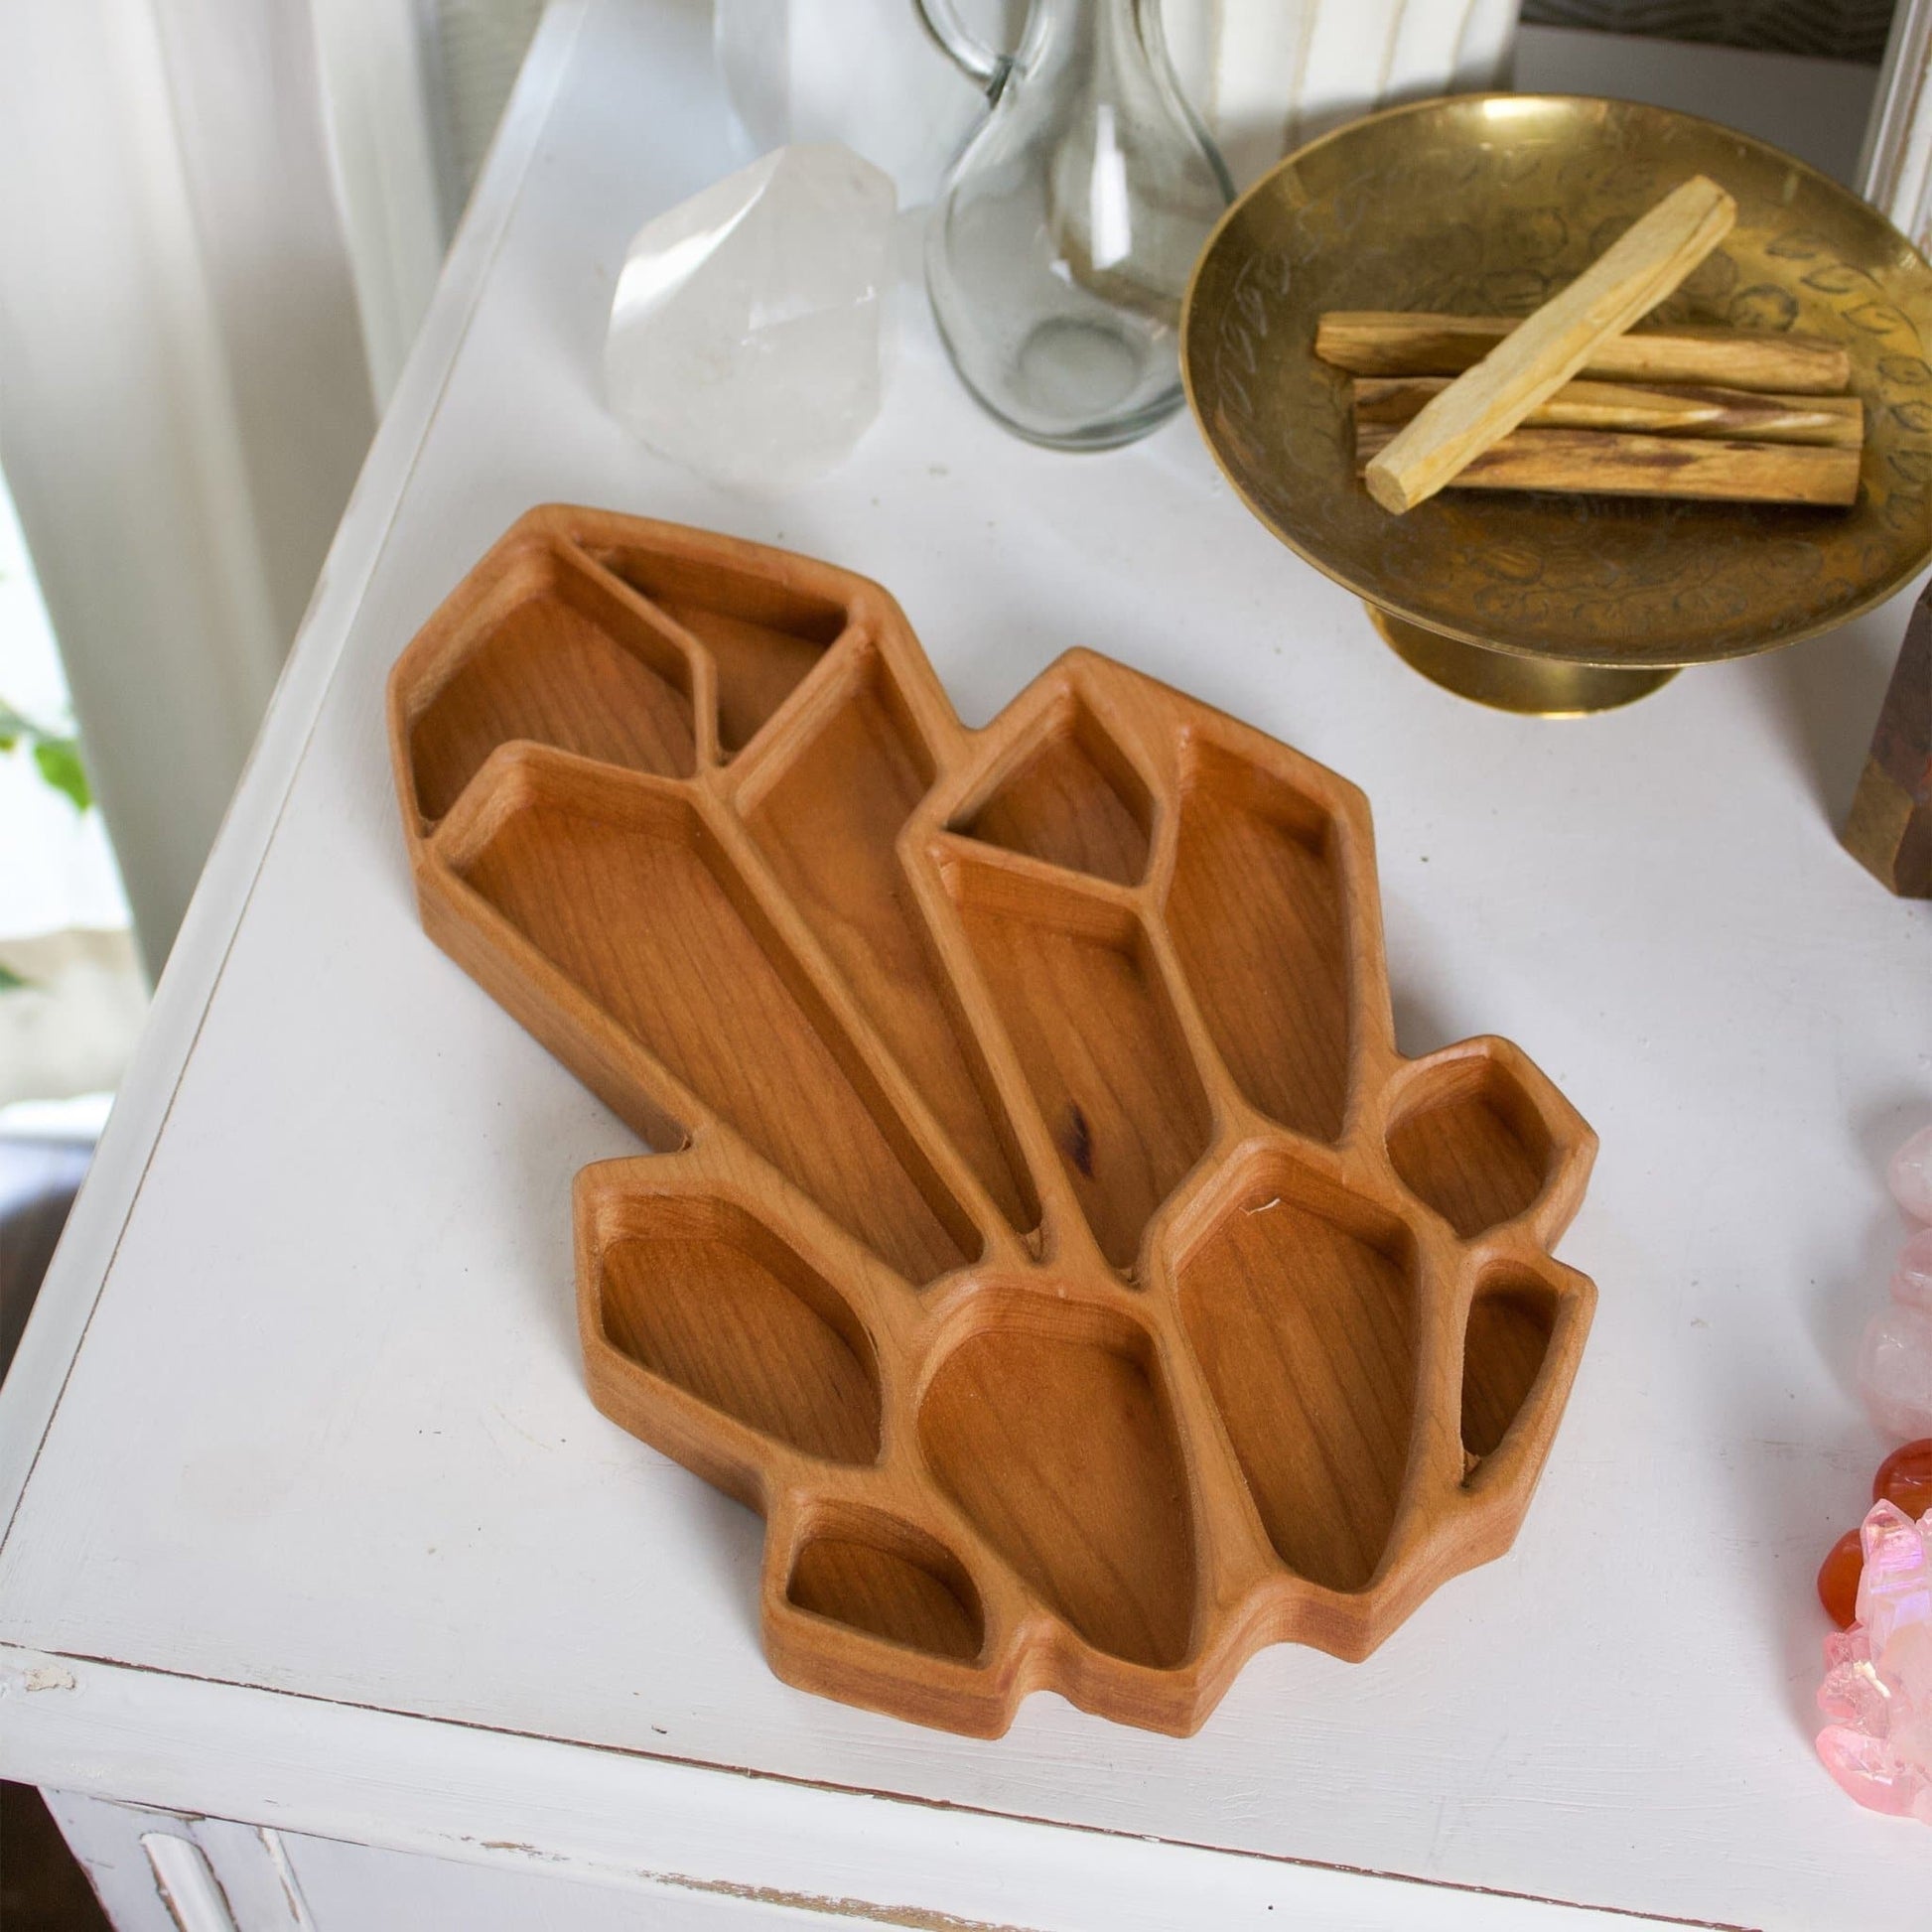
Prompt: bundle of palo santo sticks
<box><xmin>1318</xmin><ymin>176</ymin><xmax>1863</xmax><ymax>513</ymax></box>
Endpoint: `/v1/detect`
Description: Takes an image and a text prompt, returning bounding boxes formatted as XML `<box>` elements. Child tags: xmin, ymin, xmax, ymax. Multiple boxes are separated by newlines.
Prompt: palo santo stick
<box><xmin>1364</xmin><ymin>177</ymin><xmax>1737</xmax><ymax>512</ymax></box>
<box><xmin>1317</xmin><ymin>312</ymin><xmax>1852</xmax><ymax>396</ymax></box>
<box><xmin>1353</xmin><ymin>420</ymin><xmax>1860</xmax><ymax>506</ymax></box>
<box><xmin>1354</xmin><ymin>374</ymin><xmax>1863</xmax><ymax>448</ymax></box>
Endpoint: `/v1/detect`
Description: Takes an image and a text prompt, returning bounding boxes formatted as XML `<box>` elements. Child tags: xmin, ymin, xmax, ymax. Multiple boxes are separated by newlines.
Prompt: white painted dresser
<box><xmin>1</xmin><ymin>4</ymin><xmax>1925</xmax><ymax>1925</ymax></box>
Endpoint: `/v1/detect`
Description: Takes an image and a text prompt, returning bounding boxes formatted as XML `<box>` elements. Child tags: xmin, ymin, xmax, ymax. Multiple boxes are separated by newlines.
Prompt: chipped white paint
<box><xmin>257</xmin><ymin>1829</ymin><xmax>318</xmax><ymax>1931</ymax></box>
<box><xmin>145</xmin><ymin>1832</ymin><xmax>244</xmax><ymax>1932</ymax></box>
<box><xmin>16</xmin><ymin>1648</ymin><xmax>1628</xmax><ymax>1929</ymax></box>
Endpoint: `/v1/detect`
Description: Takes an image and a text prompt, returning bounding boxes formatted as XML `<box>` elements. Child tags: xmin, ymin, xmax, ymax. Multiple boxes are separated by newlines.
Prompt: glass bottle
<box><xmin>915</xmin><ymin>0</ymin><xmax>1232</xmax><ymax>450</ymax></box>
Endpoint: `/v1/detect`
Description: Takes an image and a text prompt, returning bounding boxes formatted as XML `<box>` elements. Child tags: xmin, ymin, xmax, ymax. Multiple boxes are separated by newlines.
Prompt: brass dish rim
<box><xmin>1179</xmin><ymin>90</ymin><xmax>1932</xmax><ymax>671</ymax></box>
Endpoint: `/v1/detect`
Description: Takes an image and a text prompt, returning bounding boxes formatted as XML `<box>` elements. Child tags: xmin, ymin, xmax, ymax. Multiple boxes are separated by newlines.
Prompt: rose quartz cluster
<box><xmin>1861</xmin><ymin>1128</ymin><xmax>1932</xmax><ymax>1442</ymax></box>
<box><xmin>1817</xmin><ymin>1500</ymin><xmax>1932</xmax><ymax>1823</ymax></box>
<box><xmin>1891</xmin><ymin>1126</ymin><xmax>1932</xmax><ymax>1225</ymax></box>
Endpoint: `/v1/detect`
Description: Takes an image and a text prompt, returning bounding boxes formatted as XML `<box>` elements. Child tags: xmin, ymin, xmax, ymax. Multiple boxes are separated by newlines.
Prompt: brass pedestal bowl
<box><xmin>1180</xmin><ymin>95</ymin><xmax>1932</xmax><ymax>715</ymax></box>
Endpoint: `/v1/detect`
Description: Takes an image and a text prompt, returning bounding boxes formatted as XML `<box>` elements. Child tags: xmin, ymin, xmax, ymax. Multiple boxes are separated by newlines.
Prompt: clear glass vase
<box><xmin>916</xmin><ymin>0</ymin><xmax>1232</xmax><ymax>450</ymax></box>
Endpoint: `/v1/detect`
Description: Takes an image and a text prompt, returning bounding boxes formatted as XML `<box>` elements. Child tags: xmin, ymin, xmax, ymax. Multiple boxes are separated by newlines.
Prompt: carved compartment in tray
<box><xmin>389</xmin><ymin>505</ymin><xmax>1597</xmax><ymax>1737</ymax></box>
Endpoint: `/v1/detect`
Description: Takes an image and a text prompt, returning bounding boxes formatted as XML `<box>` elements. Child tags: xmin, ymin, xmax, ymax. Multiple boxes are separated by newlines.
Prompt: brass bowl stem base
<box><xmin>1367</xmin><ymin>607</ymin><xmax>1680</xmax><ymax>716</ymax></box>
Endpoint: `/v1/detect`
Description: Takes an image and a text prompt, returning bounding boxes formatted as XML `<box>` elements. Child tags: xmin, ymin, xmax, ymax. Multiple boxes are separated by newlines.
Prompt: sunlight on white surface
<box><xmin>0</xmin><ymin>463</ymin><xmax>144</xmax><ymax>1113</ymax></box>
<box><xmin>0</xmin><ymin>467</ymin><xmax>132</xmax><ymax>940</ymax></box>
<box><xmin>0</xmin><ymin>1090</ymin><xmax>115</xmax><ymax>1143</ymax></box>
<box><xmin>0</xmin><ymin>927</ymin><xmax>147</xmax><ymax>1108</ymax></box>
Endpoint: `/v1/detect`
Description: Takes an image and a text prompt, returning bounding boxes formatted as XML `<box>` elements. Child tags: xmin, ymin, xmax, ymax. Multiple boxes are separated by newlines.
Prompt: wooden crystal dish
<box><xmin>388</xmin><ymin>505</ymin><xmax>1598</xmax><ymax>1737</ymax></box>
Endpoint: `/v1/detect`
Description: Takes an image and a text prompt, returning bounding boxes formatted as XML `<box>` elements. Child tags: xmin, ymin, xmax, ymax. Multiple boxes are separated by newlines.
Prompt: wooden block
<box><xmin>1353</xmin><ymin>375</ymin><xmax>1863</xmax><ymax>448</ymax></box>
<box><xmin>1364</xmin><ymin>177</ymin><xmax>1737</xmax><ymax>512</ymax></box>
<box><xmin>387</xmin><ymin>505</ymin><xmax>1600</xmax><ymax>1738</ymax></box>
<box><xmin>1843</xmin><ymin>583</ymin><xmax>1932</xmax><ymax>897</ymax></box>
<box><xmin>1316</xmin><ymin>312</ymin><xmax>1852</xmax><ymax>395</ymax></box>
<box><xmin>1352</xmin><ymin>420</ymin><xmax>1861</xmax><ymax>506</ymax></box>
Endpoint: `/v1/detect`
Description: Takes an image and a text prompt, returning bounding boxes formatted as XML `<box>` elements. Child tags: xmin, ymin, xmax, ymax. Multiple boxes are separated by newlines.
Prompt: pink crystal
<box><xmin>1817</xmin><ymin>1500</ymin><xmax>1932</xmax><ymax>1825</ymax></box>
<box><xmin>1861</xmin><ymin>1305</ymin><xmax>1932</xmax><ymax>1441</ymax></box>
<box><xmin>1891</xmin><ymin>1125</ymin><xmax>1932</xmax><ymax>1224</ymax></box>
<box><xmin>1896</xmin><ymin>1228</ymin><xmax>1932</xmax><ymax>1314</ymax></box>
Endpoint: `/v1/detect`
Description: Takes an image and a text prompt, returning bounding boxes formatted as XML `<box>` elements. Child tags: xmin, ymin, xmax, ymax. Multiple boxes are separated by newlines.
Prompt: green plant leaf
<box><xmin>0</xmin><ymin>962</ymin><xmax>30</xmax><ymax>992</ymax></box>
<box><xmin>32</xmin><ymin>736</ymin><xmax>91</xmax><ymax>812</ymax></box>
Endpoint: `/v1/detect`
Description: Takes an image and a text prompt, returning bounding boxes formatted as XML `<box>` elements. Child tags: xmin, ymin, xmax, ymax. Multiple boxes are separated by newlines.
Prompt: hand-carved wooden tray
<box><xmin>388</xmin><ymin>504</ymin><xmax>1598</xmax><ymax>1737</ymax></box>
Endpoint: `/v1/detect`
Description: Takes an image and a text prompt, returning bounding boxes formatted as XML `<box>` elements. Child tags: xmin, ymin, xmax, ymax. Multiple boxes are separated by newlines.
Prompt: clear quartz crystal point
<box><xmin>604</xmin><ymin>143</ymin><xmax>896</xmax><ymax>491</ymax></box>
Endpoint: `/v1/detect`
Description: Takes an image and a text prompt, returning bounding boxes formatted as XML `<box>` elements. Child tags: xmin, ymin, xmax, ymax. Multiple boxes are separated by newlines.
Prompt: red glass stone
<box><xmin>1872</xmin><ymin>1438</ymin><xmax>1932</xmax><ymax>1522</ymax></box>
<box><xmin>1818</xmin><ymin>1529</ymin><xmax>1863</xmax><ymax>1629</ymax></box>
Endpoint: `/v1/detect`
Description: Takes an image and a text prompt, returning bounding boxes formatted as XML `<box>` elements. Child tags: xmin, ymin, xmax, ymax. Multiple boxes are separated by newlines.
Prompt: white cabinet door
<box><xmin>47</xmin><ymin>1789</ymin><xmax>910</xmax><ymax>1932</ymax></box>
<box><xmin>45</xmin><ymin>1792</ymin><xmax>310</xmax><ymax>1932</ymax></box>
<box><xmin>282</xmin><ymin>1830</ymin><xmax>916</xmax><ymax>1930</ymax></box>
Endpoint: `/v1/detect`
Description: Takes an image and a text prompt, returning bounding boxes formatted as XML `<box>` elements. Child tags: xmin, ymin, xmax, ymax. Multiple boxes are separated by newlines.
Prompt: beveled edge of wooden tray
<box><xmin>384</xmin><ymin>503</ymin><xmax>1599</xmax><ymax>1738</ymax></box>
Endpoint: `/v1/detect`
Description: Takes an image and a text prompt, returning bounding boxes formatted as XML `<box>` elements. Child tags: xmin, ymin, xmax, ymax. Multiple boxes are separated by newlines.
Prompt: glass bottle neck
<box><xmin>1021</xmin><ymin>0</ymin><xmax>1161</xmax><ymax>85</ymax></box>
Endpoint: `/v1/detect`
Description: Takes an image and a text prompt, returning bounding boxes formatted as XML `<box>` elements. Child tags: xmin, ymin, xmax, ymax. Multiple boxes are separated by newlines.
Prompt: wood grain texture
<box><xmin>787</xmin><ymin>1533</ymin><xmax>984</xmax><ymax>1661</ymax></box>
<box><xmin>950</xmin><ymin>876</ymin><xmax>1210</xmax><ymax>1272</ymax></box>
<box><xmin>1353</xmin><ymin>374</ymin><xmax>1863</xmax><ymax>447</ymax></box>
<box><xmin>1460</xmin><ymin>1272</ymin><xmax>1559</xmax><ymax>1467</ymax></box>
<box><xmin>589</xmin><ymin>540</ymin><xmax>846</xmax><ymax>757</ymax></box>
<box><xmin>1167</xmin><ymin>743</ymin><xmax>1350</xmax><ymax>1144</ymax></box>
<box><xmin>921</xmin><ymin>1318</ymin><xmax>1194</xmax><ymax>1669</ymax></box>
<box><xmin>409</xmin><ymin>546</ymin><xmax>697</xmax><ymax>819</ymax></box>
<box><xmin>1386</xmin><ymin>1055</ymin><xmax>1555</xmax><ymax>1242</ymax></box>
<box><xmin>599</xmin><ymin>1200</ymin><xmax>881</xmax><ymax>1466</ymax></box>
<box><xmin>743</xmin><ymin>656</ymin><xmax>1034</xmax><ymax>1228</ymax></box>
<box><xmin>1353</xmin><ymin>419</ymin><xmax>1862</xmax><ymax>505</ymax></box>
<box><xmin>388</xmin><ymin>506</ymin><xmax>1600</xmax><ymax>1737</ymax></box>
<box><xmin>1175</xmin><ymin>1178</ymin><xmax>1415</xmax><ymax>1592</ymax></box>
<box><xmin>1315</xmin><ymin>310</ymin><xmax>1853</xmax><ymax>393</ymax></box>
<box><xmin>958</xmin><ymin>702</ymin><xmax>1153</xmax><ymax>886</ymax></box>
<box><xmin>1364</xmin><ymin>176</ymin><xmax>1737</xmax><ymax>511</ymax></box>
<box><xmin>452</xmin><ymin>769</ymin><xmax>969</xmax><ymax>1287</ymax></box>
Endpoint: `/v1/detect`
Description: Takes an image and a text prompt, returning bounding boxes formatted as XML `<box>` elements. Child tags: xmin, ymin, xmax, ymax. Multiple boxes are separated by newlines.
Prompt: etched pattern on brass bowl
<box><xmin>1181</xmin><ymin>95</ymin><xmax>1932</xmax><ymax>673</ymax></box>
